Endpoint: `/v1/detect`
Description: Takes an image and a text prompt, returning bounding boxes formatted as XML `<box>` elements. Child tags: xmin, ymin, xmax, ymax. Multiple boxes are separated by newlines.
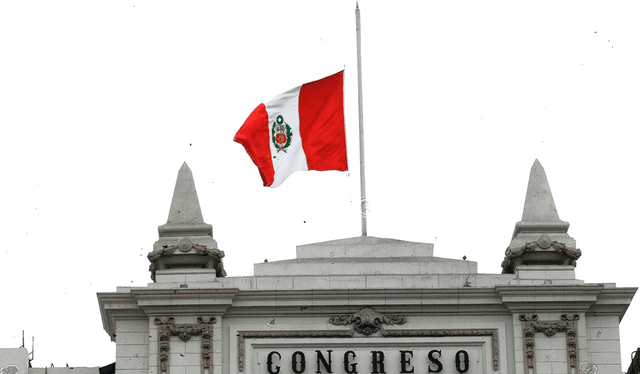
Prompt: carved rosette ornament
<box><xmin>154</xmin><ymin>316</ymin><xmax>217</xmax><ymax>374</ymax></box>
<box><xmin>0</xmin><ymin>366</ymin><xmax>19</xmax><ymax>374</ymax></box>
<box><xmin>519</xmin><ymin>314</ymin><xmax>579</xmax><ymax>373</ymax></box>
<box><xmin>328</xmin><ymin>307</ymin><xmax>406</xmax><ymax>335</ymax></box>
<box><xmin>578</xmin><ymin>362</ymin><xmax>598</xmax><ymax>374</ymax></box>
<box><xmin>502</xmin><ymin>235</ymin><xmax>582</xmax><ymax>273</ymax></box>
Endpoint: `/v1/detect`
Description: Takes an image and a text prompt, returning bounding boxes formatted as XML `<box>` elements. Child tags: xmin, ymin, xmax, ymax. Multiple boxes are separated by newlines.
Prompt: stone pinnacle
<box><xmin>521</xmin><ymin>159</ymin><xmax>561</xmax><ymax>223</ymax></box>
<box><xmin>167</xmin><ymin>162</ymin><xmax>204</xmax><ymax>224</ymax></box>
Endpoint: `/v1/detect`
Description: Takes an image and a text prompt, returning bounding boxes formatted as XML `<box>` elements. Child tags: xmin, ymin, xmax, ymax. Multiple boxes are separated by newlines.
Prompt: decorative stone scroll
<box><xmin>328</xmin><ymin>307</ymin><xmax>407</xmax><ymax>335</ymax></box>
<box><xmin>519</xmin><ymin>314</ymin><xmax>579</xmax><ymax>373</ymax></box>
<box><xmin>502</xmin><ymin>236</ymin><xmax>581</xmax><ymax>274</ymax></box>
<box><xmin>148</xmin><ymin>241</ymin><xmax>227</xmax><ymax>281</ymax></box>
<box><xmin>154</xmin><ymin>316</ymin><xmax>217</xmax><ymax>374</ymax></box>
<box><xmin>236</xmin><ymin>308</ymin><xmax>499</xmax><ymax>372</ymax></box>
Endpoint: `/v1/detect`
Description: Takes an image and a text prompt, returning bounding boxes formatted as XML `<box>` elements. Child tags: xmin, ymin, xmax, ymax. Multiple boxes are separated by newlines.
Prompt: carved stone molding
<box><xmin>154</xmin><ymin>316</ymin><xmax>217</xmax><ymax>374</ymax></box>
<box><xmin>380</xmin><ymin>329</ymin><xmax>500</xmax><ymax>371</ymax></box>
<box><xmin>328</xmin><ymin>307</ymin><xmax>407</xmax><ymax>335</ymax></box>
<box><xmin>237</xmin><ymin>330</ymin><xmax>354</xmax><ymax>372</ymax></box>
<box><xmin>148</xmin><ymin>242</ymin><xmax>227</xmax><ymax>281</ymax></box>
<box><xmin>502</xmin><ymin>236</ymin><xmax>582</xmax><ymax>274</ymax></box>
<box><xmin>237</xmin><ymin>311</ymin><xmax>499</xmax><ymax>372</ymax></box>
<box><xmin>519</xmin><ymin>314</ymin><xmax>579</xmax><ymax>374</ymax></box>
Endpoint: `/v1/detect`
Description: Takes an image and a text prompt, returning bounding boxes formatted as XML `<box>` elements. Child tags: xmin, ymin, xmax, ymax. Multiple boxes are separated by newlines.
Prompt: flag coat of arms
<box><xmin>234</xmin><ymin>70</ymin><xmax>348</xmax><ymax>187</ymax></box>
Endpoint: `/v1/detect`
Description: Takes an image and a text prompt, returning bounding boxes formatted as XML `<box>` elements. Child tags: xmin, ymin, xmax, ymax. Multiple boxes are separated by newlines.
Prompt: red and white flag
<box><xmin>234</xmin><ymin>70</ymin><xmax>348</xmax><ymax>187</ymax></box>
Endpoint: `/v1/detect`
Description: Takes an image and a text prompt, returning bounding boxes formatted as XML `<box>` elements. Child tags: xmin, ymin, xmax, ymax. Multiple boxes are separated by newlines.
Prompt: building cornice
<box><xmin>586</xmin><ymin>287</ymin><xmax>637</xmax><ymax>320</ymax></box>
<box><xmin>225</xmin><ymin>288</ymin><xmax>509</xmax><ymax>316</ymax></box>
<box><xmin>496</xmin><ymin>284</ymin><xmax>606</xmax><ymax>313</ymax></box>
<box><xmin>130</xmin><ymin>288</ymin><xmax>239</xmax><ymax>316</ymax></box>
<box><xmin>96</xmin><ymin>291</ymin><xmax>147</xmax><ymax>342</ymax></box>
<box><xmin>97</xmin><ymin>283</ymin><xmax>636</xmax><ymax>340</ymax></box>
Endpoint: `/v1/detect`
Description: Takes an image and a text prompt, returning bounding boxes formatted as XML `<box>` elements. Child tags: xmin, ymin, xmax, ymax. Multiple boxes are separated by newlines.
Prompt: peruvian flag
<box><xmin>234</xmin><ymin>70</ymin><xmax>348</xmax><ymax>187</ymax></box>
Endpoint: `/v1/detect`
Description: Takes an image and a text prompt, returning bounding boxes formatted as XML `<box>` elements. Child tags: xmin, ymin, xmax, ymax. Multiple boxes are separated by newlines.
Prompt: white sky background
<box><xmin>1</xmin><ymin>0</ymin><xmax>639</xmax><ymax>369</ymax></box>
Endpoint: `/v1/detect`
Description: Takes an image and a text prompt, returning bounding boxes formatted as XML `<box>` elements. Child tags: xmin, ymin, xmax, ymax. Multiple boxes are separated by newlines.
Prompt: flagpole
<box><xmin>355</xmin><ymin>2</ymin><xmax>367</xmax><ymax>236</ymax></box>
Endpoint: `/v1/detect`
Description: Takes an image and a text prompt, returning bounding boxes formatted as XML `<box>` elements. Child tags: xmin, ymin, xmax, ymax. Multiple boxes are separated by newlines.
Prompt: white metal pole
<box><xmin>355</xmin><ymin>2</ymin><xmax>367</xmax><ymax>236</ymax></box>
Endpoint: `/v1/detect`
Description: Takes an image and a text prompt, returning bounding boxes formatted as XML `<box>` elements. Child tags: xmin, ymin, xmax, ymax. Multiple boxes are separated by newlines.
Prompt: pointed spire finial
<box><xmin>521</xmin><ymin>159</ymin><xmax>561</xmax><ymax>223</ymax></box>
<box><xmin>166</xmin><ymin>162</ymin><xmax>204</xmax><ymax>224</ymax></box>
<box><xmin>512</xmin><ymin>159</ymin><xmax>570</xmax><ymax>239</ymax></box>
<box><xmin>155</xmin><ymin>162</ymin><xmax>215</xmax><ymax>244</ymax></box>
<box><xmin>501</xmin><ymin>160</ymin><xmax>579</xmax><ymax>274</ymax></box>
<box><xmin>150</xmin><ymin>163</ymin><xmax>224</xmax><ymax>282</ymax></box>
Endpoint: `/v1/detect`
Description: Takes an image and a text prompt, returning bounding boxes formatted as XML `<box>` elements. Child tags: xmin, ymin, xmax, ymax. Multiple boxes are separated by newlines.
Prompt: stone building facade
<box><xmin>97</xmin><ymin>161</ymin><xmax>636</xmax><ymax>374</ymax></box>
